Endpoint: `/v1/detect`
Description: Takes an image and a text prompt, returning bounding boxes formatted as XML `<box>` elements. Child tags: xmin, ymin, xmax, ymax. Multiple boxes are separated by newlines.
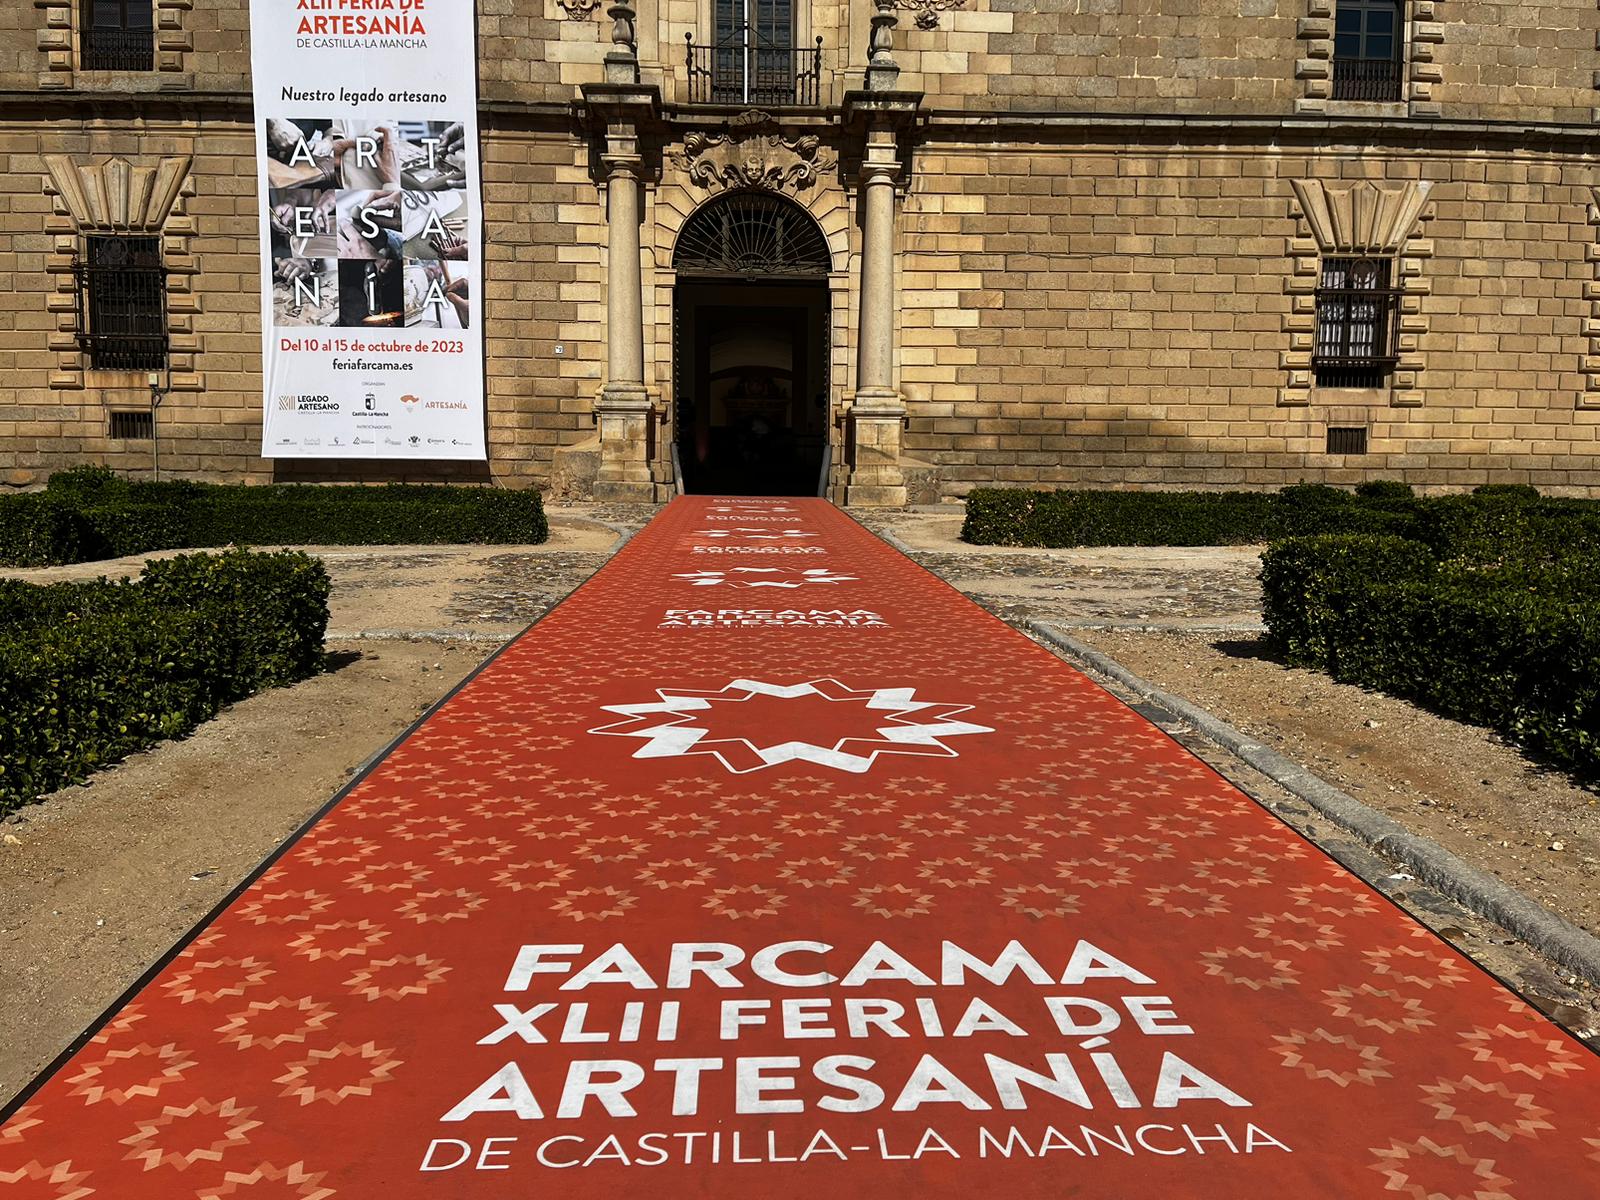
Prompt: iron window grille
<box><xmin>1313</xmin><ymin>256</ymin><xmax>1400</xmax><ymax>388</ymax></box>
<box><xmin>1332</xmin><ymin>0</ymin><xmax>1403</xmax><ymax>101</ymax></box>
<box><xmin>73</xmin><ymin>235</ymin><xmax>169</xmax><ymax>371</ymax></box>
<box><xmin>79</xmin><ymin>0</ymin><xmax>155</xmax><ymax>71</ymax></box>
<box><xmin>672</xmin><ymin>192</ymin><xmax>832</xmax><ymax>280</ymax></box>
<box><xmin>109</xmin><ymin>409</ymin><xmax>155</xmax><ymax>440</ymax></box>
<box><xmin>1326</xmin><ymin>426</ymin><xmax>1369</xmax><ymax>455</ymax></box>
<box><xmin>686</xmin><ymin>0</ymin><xmax>822</xmax><ymax>106</ymax></box>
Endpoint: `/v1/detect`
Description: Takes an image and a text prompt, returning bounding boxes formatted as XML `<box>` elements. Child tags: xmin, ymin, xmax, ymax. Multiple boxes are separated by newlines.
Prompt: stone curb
<box><xmin>325</xmin><ymin>629</ymin><xmax>517</xmax><ymax>643</ymax></box>
<box><xmin>1029</xmin><ymin>620</ymin><xmax>1600</xmax><ymax>990</ymax></box>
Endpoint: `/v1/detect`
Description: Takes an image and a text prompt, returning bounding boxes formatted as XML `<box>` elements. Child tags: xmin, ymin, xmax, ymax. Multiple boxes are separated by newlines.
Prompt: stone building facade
<box><xmin>2</xmin><ymin>0</ymin><xmax>1598</xmax><ymax>501</ymax></box>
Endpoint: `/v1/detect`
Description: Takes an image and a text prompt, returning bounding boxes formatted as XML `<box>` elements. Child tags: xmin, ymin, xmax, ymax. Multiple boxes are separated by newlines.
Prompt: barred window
<box><xmin>1332</xmin><ymin>0</ymin><xmax>1403</xmax><ymax>101</ymax></box>
<box><xmin>109</xmin><ymin>410</ymin><xmax>154</xmax><ymax>440</ymax></box>
<box><xmin>74</xmin><ymin>236</ymin><xmax>168</xmax><ymax>372</ymax></box>
<box><xmin>80</xmin><ymin>0</ymin><xmax>154</xmax><ymax>72</ymax></box>
<box><xmin>1326</xmin><ymin>426</ymin><xmax>1369</xmax><ymax>455</ymax></box>
<box><xmin>1314</xmin><ymin>257</ymin><xmax>1400</xmax><ymax>389</ymax></box>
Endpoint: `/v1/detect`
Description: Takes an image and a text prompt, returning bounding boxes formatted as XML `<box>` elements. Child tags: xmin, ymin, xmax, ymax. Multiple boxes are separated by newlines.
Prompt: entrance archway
<box><xmin>671</xmin><ymin>191</ymin><xmax>832</xmax><ymax>496</ymax></box>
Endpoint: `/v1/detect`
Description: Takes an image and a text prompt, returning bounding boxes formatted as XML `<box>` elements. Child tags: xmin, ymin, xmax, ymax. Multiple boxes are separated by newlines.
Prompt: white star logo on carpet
<box><xmin>672</xmin><ymin>567</ymin><xmax>857</xmax><ymax>588</ymax></box>
<box><xmin>588</xmin><ymin>679</ymin><xmax>994</xmax><ymax>774</ymax></box>
<box><xmin>693</xmin><ymin>528</ymin><xmax>817</xmax><ymax>539</ymax></box>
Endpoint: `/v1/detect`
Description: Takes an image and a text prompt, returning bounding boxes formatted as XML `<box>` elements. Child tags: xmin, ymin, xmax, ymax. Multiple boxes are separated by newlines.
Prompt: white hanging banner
<box><xmin>251</xmin><ymin>0</ymin><xmax>485</xmax><ymax>460</ymax></box>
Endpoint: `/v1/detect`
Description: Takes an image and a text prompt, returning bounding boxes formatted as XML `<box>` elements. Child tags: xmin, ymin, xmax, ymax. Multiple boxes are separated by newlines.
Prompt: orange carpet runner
<box><xmin>4</xmin><ymin>496</ymin><xmax>1599</xmax><ymax>1197</ymax></box>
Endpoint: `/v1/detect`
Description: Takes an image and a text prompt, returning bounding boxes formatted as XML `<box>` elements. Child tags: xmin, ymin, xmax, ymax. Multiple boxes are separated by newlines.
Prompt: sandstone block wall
<box><xmin>0</xmin><ymin>114</ymin><xmax>604</xmax><ymax>487</ymax></box>
<box><xmin>898</xmin><ymin>139</ymin><xmax>1600</xmax><ymax>493</ymax></box>
<box><xmin>4</xmin><ymin>2</ymin><xmax>1600</xmax><ymax>495</ymax></box>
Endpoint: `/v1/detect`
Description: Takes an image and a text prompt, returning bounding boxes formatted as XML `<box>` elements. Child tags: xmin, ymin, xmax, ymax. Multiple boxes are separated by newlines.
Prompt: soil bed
<box><xmin>1072</xmin><ymin>629</ymin><xmax>1600</xmax><ymax>939</ymax></box>
<box><xmin>0</xmin><ymin>639</ymin><xmax>481</xmax><ymax>1104</ymax></box>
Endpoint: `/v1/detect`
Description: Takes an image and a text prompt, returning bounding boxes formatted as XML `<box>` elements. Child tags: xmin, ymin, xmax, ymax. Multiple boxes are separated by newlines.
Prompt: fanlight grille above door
<box><xmin>672</xmin><ymin>192</ymin><xmax>831</xmax><ymax>280</ymax></box>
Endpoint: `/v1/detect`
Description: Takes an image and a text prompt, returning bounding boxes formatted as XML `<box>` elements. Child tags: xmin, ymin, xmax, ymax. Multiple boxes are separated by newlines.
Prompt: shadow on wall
<box><xmin>903</xmin><ymin>404</ymin><xmax>1333</xmax><ymax>491</ymax></box>
<box><xmin>270</xmin><ymin>459</ymin><xmax>497</xmax><ymax>486</ymax></box>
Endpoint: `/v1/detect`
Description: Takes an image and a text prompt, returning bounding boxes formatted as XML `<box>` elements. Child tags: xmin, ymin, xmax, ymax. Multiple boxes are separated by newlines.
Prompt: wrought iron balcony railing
<box><xmin>685</xmin><ymin>27</ymin><xmax>823</xmax><ymax>107</ymax></box>
<box><xmin>1331</xmin><ymin>56</ymin><xmax>1402</xmax><ymax>102</ymax></box>
<box><xmin>79</xmin><ymin>26</ymin><xmax>156</xmax><ymax>72</ymax></box>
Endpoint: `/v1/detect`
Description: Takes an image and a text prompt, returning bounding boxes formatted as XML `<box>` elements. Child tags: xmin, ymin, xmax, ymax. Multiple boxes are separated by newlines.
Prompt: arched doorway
<box><xmin>671</xmin><ymin>191</ymin><xmax>832</xmax><ymax>496</ymax></box>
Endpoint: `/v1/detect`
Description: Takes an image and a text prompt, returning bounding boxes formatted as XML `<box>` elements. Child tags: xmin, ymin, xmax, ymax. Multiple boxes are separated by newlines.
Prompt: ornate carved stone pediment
<box><xmin>670</xmin><ymin>110</ymin><xmax>836</xmax><ymax>195</ymax></box>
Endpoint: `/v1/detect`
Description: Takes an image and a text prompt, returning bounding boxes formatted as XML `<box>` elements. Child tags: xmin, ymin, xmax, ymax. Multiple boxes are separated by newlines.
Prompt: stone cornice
<box><xmin>918</xmin><ymin>108</ymin><xmax>1600</xmax><ymax>150</ymax></box>
<box><xmin>5</xmin><ymin>88</ymin><xmax>1599</xmax><ymax>153</ymax></box>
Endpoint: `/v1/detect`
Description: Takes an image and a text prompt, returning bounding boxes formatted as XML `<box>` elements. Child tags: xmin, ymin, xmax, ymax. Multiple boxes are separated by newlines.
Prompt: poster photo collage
<box><xmin>264</xmin><ymin>117</ymin><xmax>471</xmax><ymax>331</ymax></box>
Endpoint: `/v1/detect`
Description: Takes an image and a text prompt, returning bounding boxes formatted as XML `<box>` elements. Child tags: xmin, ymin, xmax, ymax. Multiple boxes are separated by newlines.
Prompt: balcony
<box><xmin>1331</xmin><ymin>56</ymin><xmax>1402</xmax><ymax>102</ymax></box>
<box><xmin>684</xmin><ymin>27</ymin><xmax>823</xmax><ymax>107</ymax></box>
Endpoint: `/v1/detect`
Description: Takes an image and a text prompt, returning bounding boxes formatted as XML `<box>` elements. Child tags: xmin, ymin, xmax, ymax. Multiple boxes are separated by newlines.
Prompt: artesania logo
<box><xmin>401</xmin><ymin>394</ymin><xmax>421</xmax><ymax>406</ymax></box>
<box><xmin>425</xmin><ymin>400</ymin><xmax>469</xmax><ymax>410</ymax></box>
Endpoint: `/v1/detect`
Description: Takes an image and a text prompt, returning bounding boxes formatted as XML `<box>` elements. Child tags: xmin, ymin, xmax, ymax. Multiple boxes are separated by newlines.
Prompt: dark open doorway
<box><xmin>671</xmin><ymin>191</ymin><xmax>832</xmax><ymax>496</ymax></box>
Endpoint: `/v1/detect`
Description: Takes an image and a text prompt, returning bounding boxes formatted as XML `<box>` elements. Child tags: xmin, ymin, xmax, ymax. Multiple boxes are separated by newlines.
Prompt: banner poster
<box><xmin>251</xmin><ymin>0</ymin><xmax>485</xmax><ymax>460</ymax></box>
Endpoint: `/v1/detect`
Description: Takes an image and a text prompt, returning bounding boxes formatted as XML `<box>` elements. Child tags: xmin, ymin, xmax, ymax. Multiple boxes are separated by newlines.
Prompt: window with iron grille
<box><xmin>687</xmin><ymin>0</ymin><xmax>822</xmax><ymax>106</ymax></box>
<box><xmin>109</xmin><ymin>409</ymin><xmax>154</xmax><ymax>440</ymax></box>
<box><xmin>1326</xmin><ymin>426</ymin><xmax>1369</xmax><ymax>455</ymax></box>
<box><xmin>1314</xmin><ymin>256</ymin><xmax>1400</xmax><ymax>388</ymax></box>
<box><xmin>74</xmin><ymin>236</ymin><xmax>168</xmax><ymax>372</ymax></box>
<box><xmin>1332</xmin><ymin>0</ymin><xmax>1403</xmax><ymax>101</ymax></box>
<box><xmin>80</xmin><ymin>0</ymin><xmax>155</xmax><ymax>72</ymax></box>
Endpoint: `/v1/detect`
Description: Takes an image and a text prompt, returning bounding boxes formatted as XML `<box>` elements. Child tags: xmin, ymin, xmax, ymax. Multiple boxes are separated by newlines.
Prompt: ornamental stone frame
<box><xmin>41</xmin><ymin>154</ymin><xmax>201</xmax><ymax>394</ymax></box>
<box><xmin>578</xmin><ymin>0</ymin><xmax>922</xmax><ymax>503</ymax></box>
<box><xmin>1294</xmin><ymin>0</ymin><xmax>1445</xmax><ymax>119</ymax></box>
<box><xmin>649</xmin><ymin>175</ymin><xmax>855</xmax><ymax>497</ymax></box>
<box><xmin>1580</xmin><ymin>186</ymin><xmax>1600</xmax><ymax>409</ymax></box>
<box><xmin>34</xmin><ymin>0</ymin><xmax>195</xmax><ymax>90</ymax></box>
<box><xmin>1281</xmin><ymin>178</ymin><xmax>1435</xmax><ymax>409</ymax></box>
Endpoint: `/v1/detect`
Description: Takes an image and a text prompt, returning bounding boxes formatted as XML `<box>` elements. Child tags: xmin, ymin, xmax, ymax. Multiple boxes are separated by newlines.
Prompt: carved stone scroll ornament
<box><xmin>557</xmin><ymin>0</ymin><xmax>603</xmax><ymax>21</ymax></box>
<box><xmin>894</xmin><ymin>0</ymin><xmax>965</xmax><ymax>31</ymax></box>
<box><xmin>670</xmin><ymin>111</ymin><xmax>837</xmax><ymax>194</ymax></box>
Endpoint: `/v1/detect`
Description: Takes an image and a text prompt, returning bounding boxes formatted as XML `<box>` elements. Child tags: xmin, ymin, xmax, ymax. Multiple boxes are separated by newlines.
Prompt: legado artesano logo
<box><xmin>277</xmin><ymin>394</ymin><xmax>339</xmax><ymax>412</ymax></box>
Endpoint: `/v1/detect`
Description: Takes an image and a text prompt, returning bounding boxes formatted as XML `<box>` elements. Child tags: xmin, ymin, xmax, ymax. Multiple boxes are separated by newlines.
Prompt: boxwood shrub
<box><xmin>0</xmin><ymin>495</ymin><xmax>93</xmax><ymax>568</ymax></box>
<box><xmin>960</xmin><ymin>483</ymin><xmax>1598</xmax><ymax>551</ymax></box>
<box><xmin>0</xmin><ymin>470</ymin><xmax>548</xmax><ymax>566</ymax></box>
<box><xmin>960</xmin><ymin>484</ymin><xmax>1424</xmax><ymax>548</ymax></box>
<box><xmin>0</xmin><ymin>549</ymin><xmax>330</xmax><ymax>813</ymax></box>
<box><xmin>1261</xmin><ymin>532</ymin><xmax>1600</xmax><ymax>779</ymax></box>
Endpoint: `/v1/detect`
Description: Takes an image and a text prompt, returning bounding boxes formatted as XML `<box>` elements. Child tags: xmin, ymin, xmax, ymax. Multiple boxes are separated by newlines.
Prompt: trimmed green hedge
<box><xmin>0</xmin><ymin>467</ymin><xmax>548</xmax><ymax>566</ymax></box>
<box><xmin>0</xmin><ymin>549</ymin><xmax>331</xmax><ymax>814</ymax></box>
<box><xmin>960</xmin><ymin>484</ymin><xmax>1425</xmax><ymax>548</ymax></box>
<box><xmin>960</xmin><ymin>482</ymin><xmax>1600</xmax><ymax>551</ymax></box>
<box><xmin>1260</xmin><ymin>532</ymin><xmax>1600</xmax><ymax>779</ymax></box>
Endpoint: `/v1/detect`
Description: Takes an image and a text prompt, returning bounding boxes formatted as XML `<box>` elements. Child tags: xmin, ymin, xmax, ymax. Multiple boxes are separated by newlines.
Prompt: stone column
<box><xmin>846</xmin><ymin>123</ymin><xmax>908</xmax><ymax>506</ymax></box>
<box><xmin>593</xmin><ymin>131</ymin><xmax>655</xmax><ymax>501</ymax></box>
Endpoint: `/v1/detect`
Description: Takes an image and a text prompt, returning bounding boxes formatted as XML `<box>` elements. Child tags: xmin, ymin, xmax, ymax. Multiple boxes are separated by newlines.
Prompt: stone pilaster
<box><xmin>847</xmin><ymin>124</ymin><xmax>908</xmax><ymax>506</ymax></box>
<box><xmin>593</xmin><ymin>131</ymin><xmax>655</xmax><ymax>500</ymax></box>
<box><xmin>842</xmin><ymin>11</ymin><xmax>921</xmax><ymax>509</ymax></box>
<box><xmin>581</xmin><ymin>16</ymin><xmax>663</xmax><ymax>501</ymax></box>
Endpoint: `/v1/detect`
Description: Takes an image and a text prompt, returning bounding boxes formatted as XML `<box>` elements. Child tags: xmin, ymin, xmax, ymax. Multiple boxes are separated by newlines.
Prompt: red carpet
<box><xmin>4</xmin><ymin>496</ymin><xmax>1599</xmax><ymax>1197</ymax></box>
